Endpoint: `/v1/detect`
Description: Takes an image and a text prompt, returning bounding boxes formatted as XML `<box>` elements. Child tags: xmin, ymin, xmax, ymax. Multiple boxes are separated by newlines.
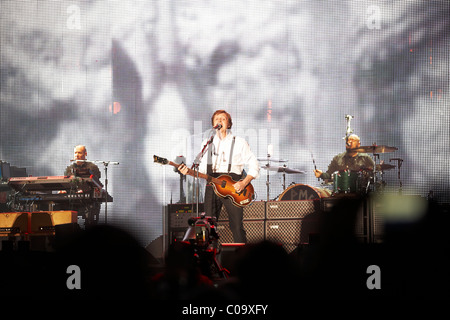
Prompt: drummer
<box><xmin>314</xmin><ymin>134</ymin><xmax>375</xmax><ymax>180</ymax></box>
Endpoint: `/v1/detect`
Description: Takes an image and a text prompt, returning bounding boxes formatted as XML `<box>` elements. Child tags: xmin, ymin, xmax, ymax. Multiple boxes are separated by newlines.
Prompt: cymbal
<box><xmin>350</xmin><ymin>145</ymin><xmax>398</xmax><ymax>153</ymax></box>
<box><xmin>262</xmin><ymin>164</ymin><xmax>306</xmax><ymax>174</ymax></box>
<box><xmin>257</xmin><ymin>158</ymin><xmax>288</xmax><ymax>162</ymax></box>
<box><xmin>361</xmin><ymin>163</ymin><xmax>396</xmax><ymax>172</ymax></box>
<box><xmin>377</xmin><ymin>163</ymin><xmax>396</xmax><ymax>171</ymax></box>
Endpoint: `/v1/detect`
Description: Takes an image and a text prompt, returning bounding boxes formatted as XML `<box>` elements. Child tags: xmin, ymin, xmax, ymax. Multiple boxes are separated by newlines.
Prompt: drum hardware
<box><xmin>376</xmin><ymin>163</ymin><xmax>396</xmax><ymax>171</ymax></box>
<box><xmin>372</xmin><ymin>153</ymin><xmax>380</xmax><ymax>192</ymax></box>
<box><xmin>258</xmin><ymin>145</ymin><xmax>290</xmax><ymax>201</ymax></box>
<box><xmin>373</xmin><ymin>163</ymin><xmax>394</xmax><ymax>192</ymax></box>
<box><xmin>389</xmin><ymin>158</ymin><xmax>403</xmax><ymax>194</ymax></box>
<box><xmin>350</xmin><ymin>144</ymin><xmax>398</xmax><ymax>193</ymax></box>
<box><xmin>257</xmin><ymin>158</ymin><xmax>288</xmax><ymax>162</ymax></box>
<box><xmin>262</xmin><ymin>164</ymin><xmax>305</xmax><ymax>191</ymax></box>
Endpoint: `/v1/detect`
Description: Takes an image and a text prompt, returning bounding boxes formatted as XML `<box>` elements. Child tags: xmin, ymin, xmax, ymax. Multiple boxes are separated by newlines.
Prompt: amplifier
<box><xmin>266</xmin><ymin>200</ymin><xmax>319</xmax><ymax>219</ymax></box>
<box><xmin>166</xmin><ymin>203</ymin><xmax>205</xmax><ymax>245</ymax></box>
<box><xmin>166</xmin><ymin>203</ymin><xmax>205</xmax><ymax>229</ymax></box>
<box><xmin>219</xmin><ymin>200</ymin><xmax>266</xmax><ymax>221</ymax></box>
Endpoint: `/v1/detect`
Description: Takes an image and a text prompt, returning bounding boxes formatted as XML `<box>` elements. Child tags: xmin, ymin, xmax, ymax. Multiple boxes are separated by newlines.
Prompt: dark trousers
<box><xmin>204</xmin><ymin>180</ymin><xmax>247</xmax><ymax>243</ymax></box>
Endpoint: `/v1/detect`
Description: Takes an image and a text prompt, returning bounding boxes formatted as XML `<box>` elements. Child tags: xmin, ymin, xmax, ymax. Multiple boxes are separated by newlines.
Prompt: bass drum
<box><xmin>278</xmin><ymin>184</ymin><xmax>331</xmax><ymax>201</ymax></box>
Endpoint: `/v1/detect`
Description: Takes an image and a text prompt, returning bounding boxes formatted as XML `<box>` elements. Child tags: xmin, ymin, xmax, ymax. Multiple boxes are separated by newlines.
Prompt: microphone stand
<box><xmin>390</xmin><ymin>158</ymin><xmax>403</xmax><ymax>194</ymax></box>
<box><xmin>371</xmin><ymin>153</ymin><xmax>379</xmax><ymax>192</ymax></box>
<box><xmin>93</xmin><ymin>160</ymin><xmax>119</xmax><ymax>224</ymax></box>
<box><xmin>266</xmin><ymin>154</ymin><xmax>271</xmax><ymax>202</ymax></box>
<box><xmin>192</xmin><ymin>134</ymin><xmax>214</xmax><ymax>217</ymax></box>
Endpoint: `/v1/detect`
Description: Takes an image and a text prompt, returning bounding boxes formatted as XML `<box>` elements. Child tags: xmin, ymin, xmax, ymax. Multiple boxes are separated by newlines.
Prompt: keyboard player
<box><xmin>59</xmin><ymin>145</ymin><xmax>102</xmax><ymax>227</ymax></box>
<box><xmin>64</xmin><ymin>145</ymin><xmax>101</xmax><ymax>180</ymax></box>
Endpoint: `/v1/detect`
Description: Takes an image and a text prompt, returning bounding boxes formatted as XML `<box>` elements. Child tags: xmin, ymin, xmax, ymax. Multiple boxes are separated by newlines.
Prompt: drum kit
<box><xmin>330</xmin><ymin>145</ymin><xmax>399</xmax><ymax>196</ymax></box>
<box><xmin>259</xmin><ymin>115</ymin><xmax>403</xmax><ymax>201</ymax></box>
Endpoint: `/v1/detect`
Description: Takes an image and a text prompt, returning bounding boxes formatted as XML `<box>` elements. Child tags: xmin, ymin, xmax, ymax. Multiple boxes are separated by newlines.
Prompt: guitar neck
<box><xmin>167</xmin><ymin>161</ymin><xmax>221</xmax><ymax>184</ymax></box>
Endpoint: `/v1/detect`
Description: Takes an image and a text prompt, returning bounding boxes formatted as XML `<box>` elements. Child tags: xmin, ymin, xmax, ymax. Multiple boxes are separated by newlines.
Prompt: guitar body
<box><xmin>153</xmin><ymin>155</ymin><xmax>255</xmax><ymax>207</ymax></box>
<box><xmin>210</xmin><ymin>174</ymin><xmax>255</xmax><ymax>207</ymax></box>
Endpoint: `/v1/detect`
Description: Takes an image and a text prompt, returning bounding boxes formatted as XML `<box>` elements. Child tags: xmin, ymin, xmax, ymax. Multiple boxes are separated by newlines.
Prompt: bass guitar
<box><xmin>153</xmin><ymin>155</ymin><xmax>254</xmax><ymax>207</ymax></box>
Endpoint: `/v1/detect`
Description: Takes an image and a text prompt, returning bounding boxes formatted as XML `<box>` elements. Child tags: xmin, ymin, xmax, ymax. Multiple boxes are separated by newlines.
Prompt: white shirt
<box><xmin>198</xmin><ymin>131</ymin><xmax>260</xmax><ymax>179</ymax></box>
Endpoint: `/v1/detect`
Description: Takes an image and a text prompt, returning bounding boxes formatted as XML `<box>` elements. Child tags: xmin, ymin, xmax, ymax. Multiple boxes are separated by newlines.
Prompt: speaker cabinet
<box><xmin>218</xmin><ymin>200</ymin><xmax>266</xmax><ymax>221</ymax></box>
<box><xmin>217</xmin><ymin>243</ymin><xmax>246</xmax><ymax>275</ymax></box>
<box><xmin>216</xmin><ymin>220</ymin><xmax>265</xmax><ymax>244</ymax></box>
<box><xmin>0</xmin><ymin>212</ymin><xmax>30</xmax><ymax>235</ymax></box>
<box><xmin>368</xmin><ymin>194</ymin><xmax>427</xmax><ymax>243</ymax></box>
<box><xmin>321</xmin><ymin>196</ymin><xmax>369</xmax><ymax>243</ymax></box>
<box><xmin>0</xmin><ymin>211</ymin><xmax>78</xmax><ymax>252</ymax></box>
<box><xmin>265</xmin><ymin>217</ymin><xmax>322</xmax><ymax>254</ymax></box>
<box><xmin>266</xmin><ymin>200</ymin><xmax>319</xmax><ymax>219</ymax></box>
<box><xmin>31</xmin><ymin>211</ymin><xmax>77</xmax><ymax>233</ymax></box>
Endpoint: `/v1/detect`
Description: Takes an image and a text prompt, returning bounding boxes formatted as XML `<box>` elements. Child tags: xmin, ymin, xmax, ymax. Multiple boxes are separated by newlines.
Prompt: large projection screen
<box><xmin>1</xmin><ymin>0</ymin><xmax>449</xmax><ymax>245</ymax></box>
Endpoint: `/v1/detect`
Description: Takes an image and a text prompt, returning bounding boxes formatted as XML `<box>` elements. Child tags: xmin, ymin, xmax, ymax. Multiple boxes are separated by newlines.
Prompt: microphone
<box><xmin>345</xmin><ymin>136</ymin><xmax>352</xmax><ymax>147</ymax></box>
<box><xmin>213</xmin><ymin>124</ymin><xmax>222</xmax><ymax>130</ymax></box>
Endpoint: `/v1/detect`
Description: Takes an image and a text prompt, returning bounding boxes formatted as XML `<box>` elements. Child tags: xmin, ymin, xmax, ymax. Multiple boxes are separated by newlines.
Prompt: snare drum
<box><xmin>332</xmin><ymin>170</ymin><xmax>361</xmax><ymax>194</ymax></box>
<box><xmin>278</xmin><ymin>184</ymin><xmax>331</xmax><ymax>201</ymax></box>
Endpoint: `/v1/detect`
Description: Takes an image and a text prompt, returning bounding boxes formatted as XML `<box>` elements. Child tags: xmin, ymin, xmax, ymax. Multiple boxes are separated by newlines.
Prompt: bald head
<box><xmin>347</xmin><ymin>134</ymin><xmax>360</xmax><ymax>142</ymax></box>
<box><xmin>73</xmin><ymin>145</ymin><xmax>87</xmax><ymax>161</ymax></box>
<box><xmin>346</xmin><ymin>134</ymin><xmax>361</xmax><ymax>156</ymax></box>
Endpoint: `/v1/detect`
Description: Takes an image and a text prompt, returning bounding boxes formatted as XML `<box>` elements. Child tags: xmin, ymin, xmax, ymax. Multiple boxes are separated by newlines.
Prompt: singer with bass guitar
<box><xmin>178</xmin><ymin>110</ymin><xmax>260</xmax><ymax>243</ymax></box>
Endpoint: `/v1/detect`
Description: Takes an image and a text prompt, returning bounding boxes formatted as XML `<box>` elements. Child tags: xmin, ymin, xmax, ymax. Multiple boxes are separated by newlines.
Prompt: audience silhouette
<box><xmin>1</xmin><ymin>195</ymin><xmax>449</xmax><ymax>300</ymax></box>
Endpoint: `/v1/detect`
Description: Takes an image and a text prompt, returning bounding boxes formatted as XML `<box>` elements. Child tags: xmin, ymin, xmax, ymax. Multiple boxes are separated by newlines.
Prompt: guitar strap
<box><xmin>228</xmin><ymin>136</ymin><xmax>236</xmax><ymax>174</ymax></box>
<box><xmin>206</xmin><ymin>141</ymin><xmax>213</xmax><ymax>175</ymax></box>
